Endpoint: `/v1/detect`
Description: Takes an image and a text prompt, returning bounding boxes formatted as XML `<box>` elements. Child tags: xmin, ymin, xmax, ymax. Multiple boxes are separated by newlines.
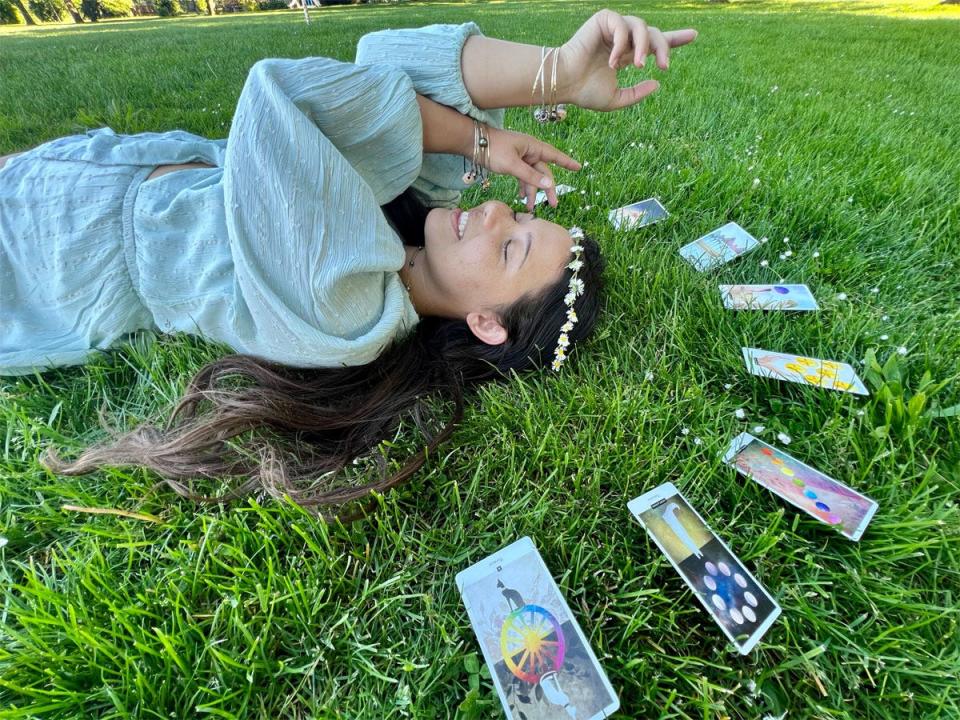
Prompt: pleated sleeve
<box><xmin>220</xmin><ymin>57</ymin><xmax>422</xmax><ymax>368</ymax></box>
<box><xmin>356</xmin><ymin>22</ymin><xmax>507</xmax><ymax>207</ymax></box>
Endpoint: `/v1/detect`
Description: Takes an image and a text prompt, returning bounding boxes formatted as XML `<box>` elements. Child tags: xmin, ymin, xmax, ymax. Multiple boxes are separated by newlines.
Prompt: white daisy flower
<box><xmin>564</xmin><ymin>292</ymin><xmax>576</xmax><ymax>306</ymax></box>
<box><xmin>557</xmin><ymin>333</ymin><xmax>570</xmax><ymax>348</ymax></box>
<box><xmin>552</xmin><ymin>358</ymin><xmax>564</xmax><ymax>371</ymax></box>
<box><xmin>735</xmin><ymin>408</ymin><xmax>746</xmax><ymax>420</ymax></box>
<box><xmin>570</xmin><ymin>244</ymin><xmax>584</xmax><ymax>253</ymax></box>
<box><xmin>837</xmin><ymin>293</ymin><xmax>848</xmax><ymax>301</ymax></box>
<box><xmin>777</xmin><ymin>432</ymin><xmax>792</xmax><ymax>445</ymax></box>
<box><xmin>567</xmin><ymin>309</ymin><xmax>578</xmax><ymax>323</ymax></box>
<box><xmin>568</xmin><ymin>259</ymin><xmax>583</xmax><ymax>272</ymax></box>
<box><xmin>561</xmin><ymin>321</ymin><xmax>574</xmax><ymax>332</ymax></box>
<box><xmin>897</xmin><ymin>346</ymin><xmax>908</xmax><ymax>355</ymax></box>
<box><xmin>753</xmin><ymin>425</ymin><xmax>766</xmax><ymax>433</ymax></box>
<box><xmin>571</xmin><ymin>278</ymin><xmax>585</xmax><ymax>295</ymax></box>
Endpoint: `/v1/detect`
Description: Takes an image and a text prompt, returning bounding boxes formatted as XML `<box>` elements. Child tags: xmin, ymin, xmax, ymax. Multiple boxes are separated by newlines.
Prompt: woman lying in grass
<box><xmin>0</xmin><ymin>10</ymin><xmax>696</xmax><ymax>515</ymax></box>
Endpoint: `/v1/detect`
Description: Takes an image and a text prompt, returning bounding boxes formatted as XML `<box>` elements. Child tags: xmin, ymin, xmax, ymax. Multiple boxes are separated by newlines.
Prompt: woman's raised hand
<box><xmin>485</xmin><ymin>127</ymin><xmax>581</xmax><ymax>211</ymax></box>
<box><xmin>558</xmin><ymin>9</ymin><xmax>698</xmax><ymax>112</ymax></box>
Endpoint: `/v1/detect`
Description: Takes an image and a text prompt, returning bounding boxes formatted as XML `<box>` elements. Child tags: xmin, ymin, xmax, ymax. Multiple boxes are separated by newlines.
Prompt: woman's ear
<box><xmin>465</xmin><ymin>310</ymin><xmax>508</xmax><ymax>346</ymax></box>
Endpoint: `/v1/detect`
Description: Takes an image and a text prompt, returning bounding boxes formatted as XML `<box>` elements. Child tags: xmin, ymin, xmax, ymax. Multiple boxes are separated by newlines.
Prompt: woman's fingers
<box><xmin>607</xmin><ymin>16</ymin><xmax>631</xmax><ymax>70</ymax></box>
<box><xmin>647</xmin><ymin>27</ymin><xmax>671</xmax><ymax>69</ymax></box>
<box><xmin>628</xmin><ymin>17</ymin><xmax>649</xmax><ymax>68</ymax></box>
<box><xmin>611</xmin><ymin>79</ymin><xmax>660</xmax><ymax>111</ymax></box>
<box><xmin>532</xmin><ymin>160</ymin><xmax>557</xmax><ymax>206</ymax></box>
<box><xmin>663</xmin><ymin>28</ymin><xmax>699</xmax><ymax>48</ymax></box>
<box><xmin>534</xmin><ymin>141</ymin><xmax>582</xmax><ymax>173</ymax></box>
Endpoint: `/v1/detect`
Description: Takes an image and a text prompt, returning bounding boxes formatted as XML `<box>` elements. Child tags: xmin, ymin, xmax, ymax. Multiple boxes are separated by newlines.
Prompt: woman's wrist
<box><xmin>416</xmin><ymin>94</ymin><xmax>477</xmax><ymax>159</ymax></box>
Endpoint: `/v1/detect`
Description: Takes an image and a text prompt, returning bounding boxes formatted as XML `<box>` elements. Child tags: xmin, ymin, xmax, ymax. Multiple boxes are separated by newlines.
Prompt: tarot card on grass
<box><xmin>521</xmin><ymin>184</ymin><xmax>576</xmax><ymax>207</ymax></box>
<box><xmin>720</xmin><ymin>284</ymin><xmax>819</xmax><ymax>311</ymax></box>
<box><xmin>609</xmin><ymin>198</ymin><xmax>669</xmax><ymax>230</ymax></box>
<box><xmin>679</xmin><ymin>222</ymin><xmax>759</xmax><ymax>271</ymax></box>
<box><xmin>723</xmin><ymin>433</ymin><xmax>878</xmax><ymax>541</ymax></box>
<box><xmin>742</xmin><ymin>348</ymin><xmax>869</xmax><ymax>395</ymax></box>
<box><xmin>628</xmin><ymin>484</ymin><xmax>780</xmax><ymax>654</ymax></box>
<box><xmin>456</xmin><ymin>537</ymin><xmax>619</xmax><ymax>720</ymax></box>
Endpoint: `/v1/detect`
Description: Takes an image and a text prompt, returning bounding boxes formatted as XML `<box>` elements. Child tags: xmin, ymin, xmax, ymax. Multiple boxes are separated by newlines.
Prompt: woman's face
<box><xmin>418</xmin><ymin>199</ymin><xmax>575</xmax><ymax>322</ymax></box>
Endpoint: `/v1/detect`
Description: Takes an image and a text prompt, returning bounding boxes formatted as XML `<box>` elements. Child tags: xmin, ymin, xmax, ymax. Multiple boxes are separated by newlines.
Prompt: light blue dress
<box><xmin>0</xmin><ymin>23</ymin><xmax>503</xmax><ymax>376</ymax></box>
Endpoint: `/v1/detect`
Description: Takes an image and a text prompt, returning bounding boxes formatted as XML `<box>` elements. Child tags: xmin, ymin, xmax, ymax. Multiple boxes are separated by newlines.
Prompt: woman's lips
<box><xmin>450</xmin><ymin>208</ymin><xmax>463</xmax><ymax>240</ymax></box>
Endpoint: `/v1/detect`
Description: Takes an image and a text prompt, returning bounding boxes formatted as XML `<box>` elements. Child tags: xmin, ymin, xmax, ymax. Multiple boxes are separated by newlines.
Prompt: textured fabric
<box><xmin>1</xmin><ymin>23</ymin><xmax>498</xmax><ymax>376</ymax></box>
<box><xmin>356</xmin><ymin>22</ymin><xmax>506</xmax><ymax>208</ymax></box>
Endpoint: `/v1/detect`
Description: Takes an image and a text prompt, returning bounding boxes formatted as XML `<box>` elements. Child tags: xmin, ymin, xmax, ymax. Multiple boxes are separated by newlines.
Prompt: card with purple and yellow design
<box><xmin>723</xmin><ymin>433</ymin><xmax>878</xmax><ymax>541</ymax></box>
<box><xmin>742</xmin><ymin>348</ymin><xmax>869</xmax><ymax>396</ymax></box>
<box><xmin>720</xmin><ymin>284</ymin><xmax>819</xmax><ymax>311</ymax></box>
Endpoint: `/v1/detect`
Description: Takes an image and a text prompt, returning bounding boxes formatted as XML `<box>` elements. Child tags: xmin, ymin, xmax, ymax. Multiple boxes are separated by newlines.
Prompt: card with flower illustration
<box><xmin>742</xmin><ymin>348</ymin><xmax>869</xmax><ymax>395</ymax></box>
<box><xmin>680</xmin><ymin>222</ymin><xmax>759</xmax><ymax>272</ymax></box>
<box><xmin>609</xmin><ymin>198</ymin><xmax>669</xmax><ymax>230</ymax></box>
<box><xmin>720</xmin><ymin>284</ymin><xmax>819</xmax><ymax>311</ymax></box>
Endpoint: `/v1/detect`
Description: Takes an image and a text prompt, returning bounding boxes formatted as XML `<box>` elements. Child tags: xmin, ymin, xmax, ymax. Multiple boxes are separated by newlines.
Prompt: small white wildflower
<box><xmin>812</xmin><ymin>251</ymin><xmax>821</xmax><ymax>258</ymax></box>
<box><xmin>857</xmin><ymin>409</ymin><xmax>865</xmax><ymax>416</ymax></box>
<box><xmin>752</xmin><ymin>425</ymin><xmax>766</xmax><ymax>433</ymax></box>
<box><xmin>557</xmin><ymin>333</ymin><xmax>570</xmax><ymax>348</ymax></box>
<box><xmin>783</xmin><ymin>237</ymin><xmax>790</xmax><ymax>244</ymax></box>
<box><xmin>594</xmin><ymin>191</ymin><xmax>600</xmax><ymax>196</ymax></box>
<box><xmin>837</xmin><ymin>292</ymin><xmax>848</xmax><ymax>301</ymax></box>
<box><xmin>752</xmin><ymin>178</ymin><xmax>761</xmax><ymax>187</ymax></box>
<box><xmin>630</xmin><ymin>142</ymin><xmax>636</xmax><ymax>147</ymax></box>
<box><xmin>0</xmin><ymin>536</ymin><xmax>7</xmax><ymax>548</ymax></box>
<box><xmin>585</xmin><ymin>205</ymin><xmax>592</xmax><ymax>210</ymax></box>
<box><xmin>879</xmin><ymin>334</ymin><xmax>889</xmax><ymax>341</ymax></box>
<box><xmin>666</xmin><ymin>165</ymin><xmax>672</xmax><ymax>170</ymax></box>
<box><xmin>897</xmin><ymin>346</ymin><xmax>908</xmax><ymax>356</ymax></box>
<box><xmin>583</xmin><ymin>161</ymin><xmax>590</xmax><ymax>167</ymax></box>
<box><xmin>580</xmin><ymin>189</ymin><xmax>586</xmax><ymax>195</ymax></box>
<box><xmin>735</xmin><ymin>408</ymin><xmax>746</xmax><ymax>420</ymax></box>
<box><xmin>645</xmin><ymin>371</ymin><xmax>655</xmax><ymax>382</ymax></box>
<box><xmin>693</xmin><ymin>437</ymin><xmax>703</xmax><ymax>446</ymax></box>
<box><xmin>882</xmin><ymin>315</ymin><xmax>890</xmax><ymax>321</ymax></box>
<box><xmin>777</xmin><ymin>431</ymin><xmax>792</xmax><ymax>445</ymax></box>
<box><xmin>779</xmin><ymin>253</ymin><xmax>787</xmax><ymax>260</ymax></box>
<box><xmin>871</xmin><ymin>287</ymin><xmax>880</xmax><ymax>293</ymax></box>
<box><xmin>571</xmin><ymin>278</ymin><xmax>585</xmax><ymax>295</ymax></box>
<box><xmin>724</xmin><ymin>383</ymin><xmax>733</xmax><ymax>390</ymax></box>
<box><xmin>561</xmin><ymin>321</ymin><xmax>574</xmax><ymax>332</ymax></box>
<box><xmin>568</xmin><ymin>259</ymin><xmax>583</xmax><ymax>272</ymax></box>
<box><xmin>760</xmin><ymin>260</ymin><xmax>769</xmax><ymax>267</ymax></box>
<box><xmin>681</xmin><ymin>427</ymin><xmax>690</xmax><ymax>436</ymax></box>
<box><xmin>760</xmin><ymin>236</ymin><xmax>768</xmax><ymax>243</ymax></box>
<box><xmin>771</xmin><ymin>85</ymin><xmax>779</xmax><ymax>93</ymax></box>
<box><xmin>784</xmin><ymin>250</ymin><xmax>793</xmax><ymax>257</ymax></box>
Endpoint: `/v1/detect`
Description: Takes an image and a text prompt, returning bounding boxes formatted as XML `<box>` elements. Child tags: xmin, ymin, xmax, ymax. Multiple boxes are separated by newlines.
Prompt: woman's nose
<box><xmin>482</xmin><ymin>201</ymin><xmax>512</xmax><ymax>230</ymax></box>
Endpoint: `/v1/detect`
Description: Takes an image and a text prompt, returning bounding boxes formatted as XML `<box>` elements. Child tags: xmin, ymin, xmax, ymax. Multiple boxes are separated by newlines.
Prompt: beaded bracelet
<box><xmin>462</xmin><ymin>119</ymin><xmax>491</xmax><ymax>189</ymax></box>
<box><xmin>532</xmin><ymin>46</ymin><xmax>567</xmax><ymax>123</ymax></box>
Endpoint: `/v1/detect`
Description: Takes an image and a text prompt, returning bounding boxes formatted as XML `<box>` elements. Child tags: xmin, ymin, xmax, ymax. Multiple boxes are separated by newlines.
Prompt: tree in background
<box><xmin>155</xmin><ymin>0</ymin><xmax>180</xmax><ymax>15</ymax></box>
<box><xmin>27</xmin><ymin>0</ymin><xmax>65</xmax><ymax>20</ymax></box>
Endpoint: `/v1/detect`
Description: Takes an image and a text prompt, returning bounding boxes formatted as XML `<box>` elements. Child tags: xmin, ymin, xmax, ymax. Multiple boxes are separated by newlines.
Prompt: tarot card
<box><xmin>723</xmin><ymin>433</ymin><xmax>878</xmax><ymax>541</ymax></box>
<box><xmin>608</xmin><ymin>197</ymin><xmax>669</xmax><ymax>230</ymax></box>
<box><xmin>742</xmin><ymin>347</ymin><xmax>869</xmax><ymax>395</ymax></box>
<box><xmin>520</xmin><ymin>184</ymin><xmax>576</xmax><ymax>207</ymax></box>
<box><xmin>456</xmin><ymin>537</ymin><xmax>619</xmax><ymax>720</ymax></box>
<box><xmin>628</xmin><ymin>484</ymin><xmax>780</xmax><ymax>654</ymax></box>
<box><xmin>679</xmin><ymin>222</ymin><xmax>759</xmax><ymax>272</ymax></box>
<box><xmin>720</xmin><ymin>284</ymin><xmax>819</xmax><ymax>311</ymax></box>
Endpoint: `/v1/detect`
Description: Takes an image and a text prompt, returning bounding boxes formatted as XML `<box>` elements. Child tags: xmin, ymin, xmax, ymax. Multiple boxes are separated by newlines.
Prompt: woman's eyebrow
<box><xmin>520</xmin><ymin>233</ymin><xmax>532</xmax><ymax>267</ymax></box>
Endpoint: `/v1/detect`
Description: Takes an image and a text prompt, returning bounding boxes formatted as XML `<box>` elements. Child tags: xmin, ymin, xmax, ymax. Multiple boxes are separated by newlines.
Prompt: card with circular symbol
<box><xmin>628</xmin><ymin>483</ymin><xmax>781</xmax><ymax>655</ymax></box>
<box><xmin>456</xmin><ymin>537</ymin><xmax>619</xmax><ymax>720</ymax></box>
<box><xmin>723</xmin><ymin>432</ymin><xmax>878</xmax><ymax>541</ymax></box>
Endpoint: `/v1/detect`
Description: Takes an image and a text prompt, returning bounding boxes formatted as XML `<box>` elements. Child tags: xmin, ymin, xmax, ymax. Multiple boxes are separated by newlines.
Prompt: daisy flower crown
<box><xmin>552</xmin><ymin>227</ymin><xmax>586</xmax><ymax>372</ymax></box>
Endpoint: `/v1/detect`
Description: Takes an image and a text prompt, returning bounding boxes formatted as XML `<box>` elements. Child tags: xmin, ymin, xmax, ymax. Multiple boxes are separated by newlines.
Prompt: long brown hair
<box><xmin>45</xmin><ymin>190</ymin><xmax>605</xmax><ymax>519</ymax></box>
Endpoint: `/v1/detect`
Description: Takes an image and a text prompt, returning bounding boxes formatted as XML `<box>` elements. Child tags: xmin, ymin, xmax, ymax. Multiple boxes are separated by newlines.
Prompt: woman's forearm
<box><xmin>416</xmin><ymin>94</ymin><xmax>474</xmax><ymax>158</ymax></box>
<box><xmin>460</xmin><ymin>36</ymin><xmax>569</xmax><ymax>111</ymax></box>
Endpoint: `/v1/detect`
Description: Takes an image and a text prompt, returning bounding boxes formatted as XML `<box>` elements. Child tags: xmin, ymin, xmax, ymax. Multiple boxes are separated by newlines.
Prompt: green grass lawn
<box><xmin>2</xmin><ymin>1</ymin><xmax>959</xmax><ymax>718</ymax></box>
